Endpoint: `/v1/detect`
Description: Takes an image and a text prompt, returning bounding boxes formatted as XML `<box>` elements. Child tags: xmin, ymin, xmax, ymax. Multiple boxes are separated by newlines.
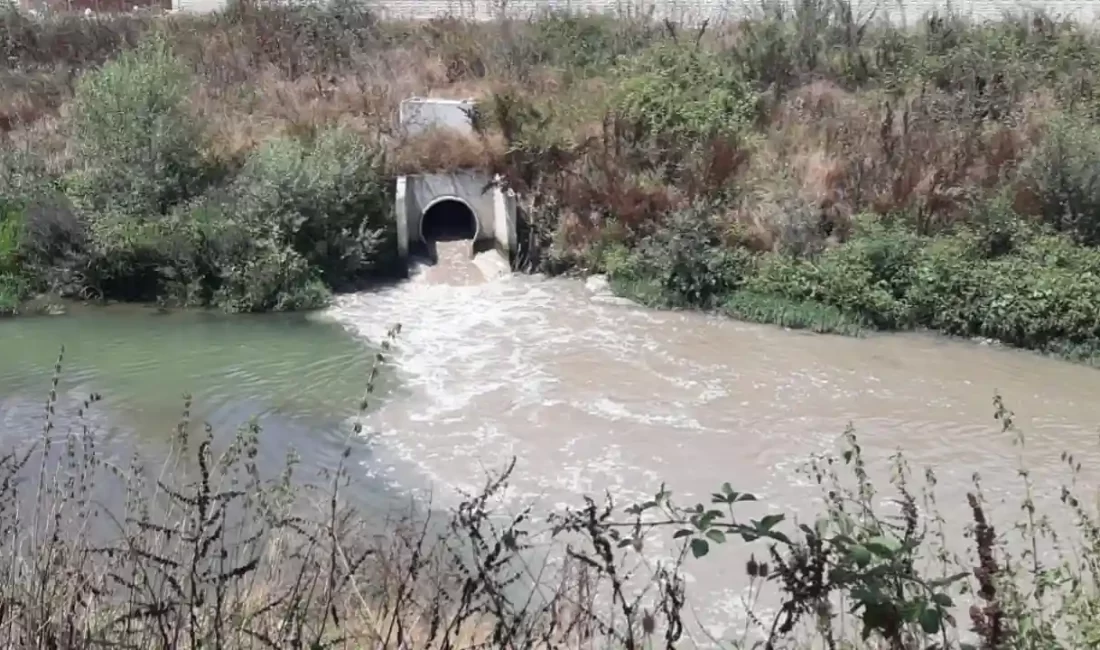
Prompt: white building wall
<box><xmin>366</xmin><ymin>1</ymin><xmax>1100</xmax><ymax>25</ymax></box>
<box><xmin>174</xmin><ymin>0</ymin><xmax>1100</xmax><ymax>23</ymax></box>
<box><xmin>174</xmin><ymin>0</ymin><xmax>227</xmax><ymax>11</ymax></box>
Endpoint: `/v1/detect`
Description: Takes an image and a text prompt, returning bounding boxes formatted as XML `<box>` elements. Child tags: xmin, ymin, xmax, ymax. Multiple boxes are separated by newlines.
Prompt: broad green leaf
<box><xmin>756</xmin><ymin>514</ymin><xmax>784</xmax><ymax>531</ymax></box>
<box><xmin>849</xmin><ymin>544</ymin><xmax>872</xmax><ymax>567</ymax></box>
<box><xmin>865</xmin><ymin>535</ymin><xmax>901</xmax><ymax>558</ymax></box>
<box><xmin>919</xmin><ymin>606</ymin><xmax>941</xmax><ymax>635</ymax></box>
<box><xmin>849</xmin><ymin>585</ymin><xmax>882</xmax><ymax>606</ymax></box>
<box><xmin>932</xmin><ymin>592</ymin><xmax>953</xmax><ymax>608</ymax></box>
<box><xmin>690</xmin><ymin>538</ymin><xmax>709</xmax><ymax>558</ymax></box>
<box><xmin>706</xmin><ymin>529</ymin><xmax>726</xmax><ymax>543</ymax></box>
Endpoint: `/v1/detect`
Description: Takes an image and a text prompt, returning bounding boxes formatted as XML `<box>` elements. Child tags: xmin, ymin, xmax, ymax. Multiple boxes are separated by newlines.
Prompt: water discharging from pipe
<box><xmin>327</xmin><ymin>262</ymin><xmax>1100</xmax><ymax>644</ymax></box>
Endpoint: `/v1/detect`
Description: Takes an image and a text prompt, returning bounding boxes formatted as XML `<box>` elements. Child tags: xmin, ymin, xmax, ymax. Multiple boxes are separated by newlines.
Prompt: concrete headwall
<box><xmin>405</xmin><ymin>172</ymin><xmax>496</xmax><ymax>243</ymax></box>
<box><xmin>395</xmin><ymin>172</ymin><xmax>516</xmax><ymax>259</ymax></box>
<box><xmin>174</xmin><ymin>0</ymin><xmax>1100</xmax><ymax>23</ymax></box>
<box><xmin>392</xmin><ymin>97</ymin><xmax>516</xmax><ymax>261</ymax></box>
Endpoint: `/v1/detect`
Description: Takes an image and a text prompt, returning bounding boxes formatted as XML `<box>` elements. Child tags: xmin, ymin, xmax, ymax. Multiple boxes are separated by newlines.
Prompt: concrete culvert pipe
<box><xmin>419</xmin><ymin>198</ymin><xmax>479</xmax><ymax>244</ymax></box>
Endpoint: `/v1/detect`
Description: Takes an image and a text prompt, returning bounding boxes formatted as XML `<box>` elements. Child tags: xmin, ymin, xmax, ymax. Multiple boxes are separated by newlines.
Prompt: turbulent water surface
<box><xmin>328</xmin><ymin>243</ymin><xmax>1100</xmax><ymax>641</ymax></box>
<box><xmin>3</xmin><ymin>245</ymin><xmax>1100</xmax><ymax>642</ymax></box>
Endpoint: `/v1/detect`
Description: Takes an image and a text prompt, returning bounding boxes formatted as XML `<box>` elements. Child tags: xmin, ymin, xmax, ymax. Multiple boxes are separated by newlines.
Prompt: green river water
<box><xmin>0</xmin><ymin>303</ymin><xmax>399</xmax><ymax>509</ymax></box>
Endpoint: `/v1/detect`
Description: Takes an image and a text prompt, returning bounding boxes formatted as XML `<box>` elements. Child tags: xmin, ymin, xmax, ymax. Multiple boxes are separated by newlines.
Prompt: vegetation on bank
<box><xmin>5</xmin><ymin>343</ymin><xmax>1100</xmax><ymax>649</ymax></box>
<box><xmin>609</xmin><ymin>213</ymin><xmax>1100</xmax><ymax>363</ymax></box>
<box><xmin>5</xmin><ymin>2</ymin><xmax>1100</xmax><ymax>359</ymax></box>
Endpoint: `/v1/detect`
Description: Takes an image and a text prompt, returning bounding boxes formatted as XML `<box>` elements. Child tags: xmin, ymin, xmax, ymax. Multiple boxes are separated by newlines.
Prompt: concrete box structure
<box><xmin>399</xmin><ymin>97</ymin><xmax>478</xmax><ymax>136</ymax></box>
<box><xmin>395</xmin><ymin>98</ymin><xmax>517</xmax><ymax>261</ymax></box>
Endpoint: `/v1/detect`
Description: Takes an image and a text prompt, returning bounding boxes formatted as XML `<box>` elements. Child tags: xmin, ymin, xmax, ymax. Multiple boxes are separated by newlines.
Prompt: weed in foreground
<box><xmin>3</xmin><ymin>319</ymin><xmax>1100</xmax><ymax>649</ymax></box>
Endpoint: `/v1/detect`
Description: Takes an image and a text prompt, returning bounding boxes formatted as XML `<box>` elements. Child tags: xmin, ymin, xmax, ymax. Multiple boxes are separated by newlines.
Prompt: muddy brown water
<box><xmin>328</xmin><ymin>241</ymin><xmax>1100</xmax><ymax>642</ymax></box>
<box><xmin>3</xmin><ymin>241</ymin><xmax>1100</xmax><ymax>643</ymax></box>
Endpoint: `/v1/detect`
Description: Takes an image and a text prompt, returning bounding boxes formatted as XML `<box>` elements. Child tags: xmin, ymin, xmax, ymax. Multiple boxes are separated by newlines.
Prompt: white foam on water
<box><xmin>325</xmin><ymin>258</ymin><xmax>1100</xmax><ymax>646</ymax></box>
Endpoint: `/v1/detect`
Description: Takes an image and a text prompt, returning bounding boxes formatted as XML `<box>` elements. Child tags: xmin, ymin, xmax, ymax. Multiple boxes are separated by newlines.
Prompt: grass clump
<box><xmin>0</xmin><ymin>199</ymin><xmax>32</xmax><ymax>315</ymax></box>
<box><xmin>720</xmin><ymin>290</ymin><xmax>869</xmax><ymax>335</ymax></box>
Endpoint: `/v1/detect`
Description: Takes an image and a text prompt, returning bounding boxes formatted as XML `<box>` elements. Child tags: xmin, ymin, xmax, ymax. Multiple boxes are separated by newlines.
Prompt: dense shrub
<box><xmin>908</xmin><ymin>229</ymin><xmax>1100</xmax><ymax>354</ymax></box>
<box><xmin>8</xmin><ymin>33</ymin><xmax>394</xmax><ymax>311</ymax></box>
<box><xmin>613</xmin><ymin>42</ymin><xmax>759</xmax><ymax>147</ymax></box>
<box><xmin>524</xmin><ymin>11</ymin><xmax>657</xmax><ymax>73</ymax></box>
<box><xmin>61</xmin><ymin>36</ymin><xmax>214</xmax><ymax>303</ymax></box>
<box><xmin>744</xmin><ymin>219</ymin><xmax>921</xmax><ymax>330</ymax></box>
<box><xmin>0</xmin><ymin>203</ymin><xmax>25</xmax><ymax>314</ymax></box>
<box><xmin>728</xmin><ymin>215</ymin><xmax>1100</xmax><ymax>357</ymax></box>
<box><xmin>603</xmin><ymin>200</ymin><xmax>1100</xmax><ymax>360</ymax></box>
<box><xmin>607</xmin><ymin>205</ymin><xmax>756</xmax><ymax>309</ymax></box>
<box><xmin>14</xmin><ymin>196</ymin><xmax>86</xmax><ymax>294</ymax></box>
<box><xmin>80</xmin><ymin>125</ymin><xmax>396</xmax><ymax>313</ymax></box>
<box><xmin>1021</xmin><ymin>116</ymin><xmax>1100</xmax><ymax>246</ymax></box>
<box><xmin>230</xmin><ymin>127</ymin><xmax>394</xmax><ymax>289</ymax></box>
<box><xmin>0</xmin><ymin>151</ymin><xmax>55</xmax><ymax>310</ymax></box>
<box><xmin>212</xmin><ymin>244</ymin><xmax>330</xmax><ymax>313</ymax></box>
<box><xmin>65</xmin><ymin>36</ymin><xmax>213</xmax><ymax>220</ymax></box>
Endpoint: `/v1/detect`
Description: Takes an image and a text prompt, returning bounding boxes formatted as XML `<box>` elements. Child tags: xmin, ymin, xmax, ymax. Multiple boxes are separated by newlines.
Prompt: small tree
<box><xmin>66</xmin><ymin>35</ymin><xmax>210</xmax><ymax>220</ymax></box>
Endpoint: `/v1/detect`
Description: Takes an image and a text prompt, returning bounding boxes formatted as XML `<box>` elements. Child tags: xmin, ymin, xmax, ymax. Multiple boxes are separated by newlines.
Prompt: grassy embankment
<box><xmin>5</xmin><ymin>2</ymin><xmax>1100</xmax><ymax>362</ymax></box>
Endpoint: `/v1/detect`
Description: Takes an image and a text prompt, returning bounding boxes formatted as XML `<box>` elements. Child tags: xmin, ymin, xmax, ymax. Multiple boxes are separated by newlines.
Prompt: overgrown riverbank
<box><xmin>608</xmin><ymin>214</ymin><xmax>1100</xmax><ymax>365</ymax></box>
<box><xmin>5</xmin><ymin>3</ymin><xmax>1100</xmax><ymax>360</ymax></box>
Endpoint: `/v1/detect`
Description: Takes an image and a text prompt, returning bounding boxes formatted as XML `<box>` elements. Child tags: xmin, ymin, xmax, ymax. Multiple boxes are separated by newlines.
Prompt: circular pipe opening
<box><xmin>420</xmin><ymin>198</ymin><xmax>479</xmax><ymax>244</ymax></box>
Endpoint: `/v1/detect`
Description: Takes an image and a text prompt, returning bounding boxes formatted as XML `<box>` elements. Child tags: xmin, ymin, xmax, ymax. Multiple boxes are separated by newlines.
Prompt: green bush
<box><xmin>0</xmin><ymin>274</ymin><xmax>25</xmax><ymax>315</ymax></box>
<box><xmin>0</xmin><ymin>149</ymin><xmax>90</xmax><ymax>300</ymax></box>
<box><xmin>1021</xmin><ymin>116</ymin><xmax>1100</xmax><ymax>246</ymax></box>
<box><xmin>212</xmin><ymin>245</ymin><xmax>331</xmax><ymax>314</ymax></box>
<box><xmin>163</xmin><ymin>195</ymin><xmax>331</xmax><ymax>313</ymax></box>
<box><xmin>525</xmin><ymin>12</ymin><xmax>657</xmax><ymax>73</ymax></box>
<box><xmin>0</xmin><ymin>209</ymin><xmax>23</xmax><ymax>315</ymax></box>
<box><xmin>0</xmin><ymin>199</ymin><xmax>32</xmax><ymax>313</ymax></box>
<box><xmin>65</xmin><ymin>35</ymin><xmax>213</xmax><ymax>220</ymax></box>
<box><xmin>744</xmin><ymin>219</ymin><xmax>921</xmax><ymax>329</ymax></box>
<box><xmin>608</xmin><ymin>205</ymin><xmax>755</xmax><ymax>309</ymax></box>
<box><xmin>230</xmin><ymin>127</ymin><xmax>393</xmax><ymax>291</ymax></box>
<box><xmin>614</xmin><ymin>42</ymin><xmax>759</xmax><ymax>147</ymax></box>
<box><xmin>60</xmin><ymin>120</ymin><xmax>391</xmax><ymax>312</ymax></box>
<box><xmin>0</xmin><ymin>203</ymin><xmax>20</xmax><ymax>278</ymax></box>
<box><xmin>3</xmin><ymin>47</ymin><xmax>394</xmax><ymax>313</ymax></box>
<box><xmin>738</xmin><ymin>216</ymin><xmax>1100</xmax><ymax>356</ymax></box>
<box><xmin>909</xmin><ymin>230</ymin><xmax>1100</xmax><ymax>353</ymax></box>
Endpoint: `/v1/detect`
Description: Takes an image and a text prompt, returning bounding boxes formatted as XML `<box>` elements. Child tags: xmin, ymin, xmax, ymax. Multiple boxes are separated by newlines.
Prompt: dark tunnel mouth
<box><xmin>419</xmin><ymin>198</ymin><xmax>479</xmax><ymax>244</ymax></box>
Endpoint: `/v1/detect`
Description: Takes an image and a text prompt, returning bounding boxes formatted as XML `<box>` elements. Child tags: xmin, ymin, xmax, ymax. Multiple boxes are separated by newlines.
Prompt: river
<box><xmin>0</xmin><ymin>303</ymin><xmax>409</xmax><ymax>513</ymax></box>
<box><xmin>3</xmin><ymin>244</ymin><xmax>1100</xmax><ymax>643</ymax></box>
